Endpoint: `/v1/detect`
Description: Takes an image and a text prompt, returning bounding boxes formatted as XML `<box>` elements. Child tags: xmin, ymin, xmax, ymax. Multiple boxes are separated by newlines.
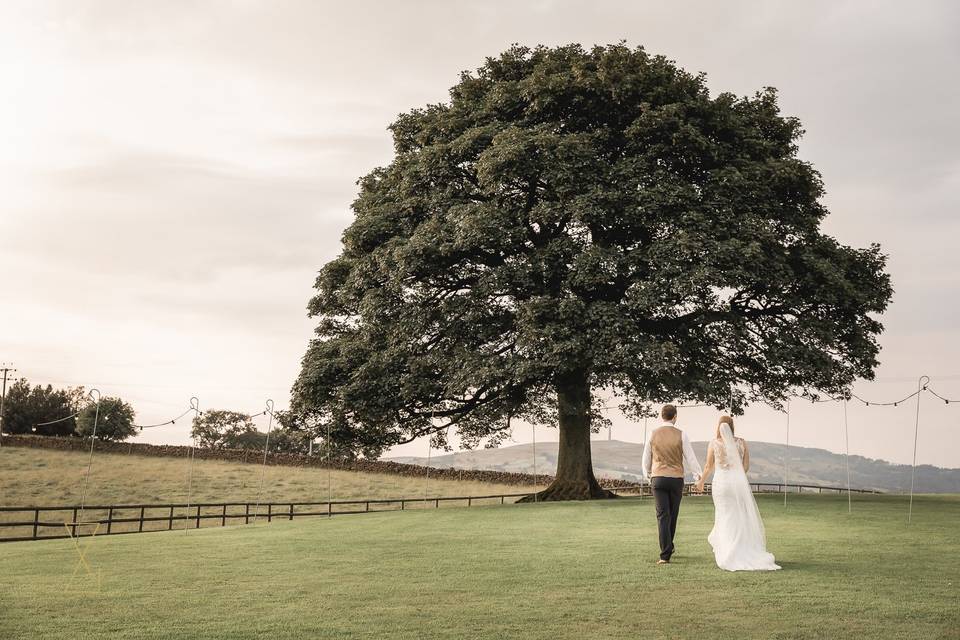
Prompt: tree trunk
<box><xmin>517</xmin><ymin>370</ymin><xmax>616</xmax><ymax>502</ymax></box>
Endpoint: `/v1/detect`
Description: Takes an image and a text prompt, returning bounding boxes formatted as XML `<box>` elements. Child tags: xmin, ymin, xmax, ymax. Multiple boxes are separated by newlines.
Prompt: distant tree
<box><xmin>1</xmin><ymin>378</ymin><xmax>87</xmax><ymax>436</ymax></box>
<box><xmin>190</xmin><ymin>410</ymin><xmax>258</xmax><ymax>449</ymax></box>
<box><xmin>266</xmin><ymin>425</ymin><xmax>312</xmax><ymax>455</ymax></box>
<box><xmin>75</xmin><ymin>397</ymin><xmax>137</xmax><ymax>441</ymax></box>
<box><xmin>190</xmin><ymin>409</ymin><xmax>312</xmax><ymax>454</ymax></box>
<box><xmin>292</xmin><ymin>43</ymin><xmax>893</xmax><ymax>501</ymax></box>
<box><xmin>272</xmin><ymin>409</ymin><xmax>349</xmax><ymax>458</ymax></box>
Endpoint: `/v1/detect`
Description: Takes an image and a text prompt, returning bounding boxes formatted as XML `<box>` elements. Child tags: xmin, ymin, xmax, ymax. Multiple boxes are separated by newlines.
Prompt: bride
<box><xmin>695</xmin><ymin>416</ymin><xmax>781</xmax><ymax>571</ymax></box>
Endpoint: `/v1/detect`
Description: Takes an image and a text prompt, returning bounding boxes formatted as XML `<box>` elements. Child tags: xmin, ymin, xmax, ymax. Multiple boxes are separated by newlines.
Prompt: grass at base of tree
<box><xmin>1</xmin><ymin>493</ymin><xmax>957</xmax><ymax>639</ymax></box>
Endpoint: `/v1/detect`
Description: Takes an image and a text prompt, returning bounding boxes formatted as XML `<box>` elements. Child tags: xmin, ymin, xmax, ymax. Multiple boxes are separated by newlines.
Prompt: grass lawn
<box><xmin>1</xmin><ymin>493</ymin><xmax>957</xmax><ymax>639</ymax></box>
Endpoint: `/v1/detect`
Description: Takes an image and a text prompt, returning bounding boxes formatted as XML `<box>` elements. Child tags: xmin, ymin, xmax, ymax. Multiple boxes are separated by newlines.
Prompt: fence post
<box><xmin>468</xmin><ymin>497</ymin><xmax>472</xmax><ymax>507</ymax></box>
<box><xmin>501</xmin><ymin>495</ymin><xmax>505</xmax><ymax>505</ymax></box>
<box><xmin>289</xmin><ymin>504</ymin><xmax>293</xmax><ymax>521</ymax></box>
<box><xmin>33</xmin><ymin>509</ymin><xmax>39</xmax><ymax>540</ymax></box>
<box><xmin>139</xmin><ymin>506</ymin><xmax>145</xmax><ymax>532</ymax></box>
<box><xmin>400</xmin><ymin>500</ymin><xmax>405</xmax><ymax>510</ymax></box>
<box><xmin>222</xmin><ymin>504</ymin><xmax>227</xmax><ymax>527</ymax></box>
<box><xmin>168</xmin><ymin>506</ymin><xmax>174</xmax><ymax>530</ymax></box>
<box><xmin>196</xmin><ymin>504</ymin><xmax>201</xmax><ymax>529</ymax></box>
<box><xmin>365</xmin><ymin>501</ymin><xmax>369</xmax><ymax>512</ymax></box>
<box><xmin>435</xmin><ymin>498</ymin><xmax>439</xmax><ymax>509</ymax></box>
<box><xmin>245</xmin><ymin>503</ymin><xmax>250</xmax><ymax>525</ymax></box>
<box><xmin>267</xmin><ymin>504</ymin><xmax>272</xmax><ymax>523</ymax></box>
<box><xmin>106</xmin><ymin>507</ymin><xmax>113</xmax><ymax>534</ymax></box>
<box><xmin>71</xmin><ymin>507</ymin><xmax>77</xmax><ymax>537</ymax></box>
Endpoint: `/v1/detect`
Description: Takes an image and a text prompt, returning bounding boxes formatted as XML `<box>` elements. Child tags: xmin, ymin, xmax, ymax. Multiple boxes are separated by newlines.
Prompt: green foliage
<box><xmin>75</xmin><ymin>397</ymin><xmax>137</xmax><ymax>442</ymax></box>
<box><xmin>271</xmin><ymin>409</ymin><xmax>350</xmax><ymax>458</ymax></box>
<box><xmin>190</xmin><ymin>410</ymin><xmax>311</xmax><ymax>453</ymax></box>
<box><xmin>0</xmin><ymin>378</ymin><xmax>86</xmax><ymax>437</ymax></box>
<box><xmin>293</xmin><ymin>43</ymin><xmax>892</xmax><ymax>460</ymax></box>
<box><xmin>264</xmin><ymin>426</ymin><xmax>311</xmax><ymax>455</ymax></box>
<box><xmin>190</xmin><ymin>410</ymin><xmax>260</xmax><ymax>450</ymax></box>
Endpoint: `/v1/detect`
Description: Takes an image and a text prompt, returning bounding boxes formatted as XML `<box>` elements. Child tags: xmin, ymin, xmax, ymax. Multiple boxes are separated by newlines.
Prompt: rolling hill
<box><xmin>391</xmin><ymin>439</ymin><xmax>960</xmax><ymax>493</ymax></box>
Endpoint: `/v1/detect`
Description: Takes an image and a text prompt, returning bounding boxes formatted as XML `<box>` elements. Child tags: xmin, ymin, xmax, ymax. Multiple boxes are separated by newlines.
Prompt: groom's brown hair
<box><xmin>661</xmin><ymin>404</ymin><xmax>677</xmax><ymax>421</ymax></box>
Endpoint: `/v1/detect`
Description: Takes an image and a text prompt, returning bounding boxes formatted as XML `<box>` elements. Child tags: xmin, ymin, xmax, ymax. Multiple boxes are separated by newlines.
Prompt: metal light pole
<box><xmin>184</xmin><ymin>397</ymin><xmax>201</xmax><ymax>533</ymax></box>
<box><xmin>783</xmin><ymin>399</ymin><xmax>790</xmax><ymax>507</ymax></box>
<box><xmin>78</xmin><ymin>389</ymin><xmax>101</xmax><ymax>523</ymax></box>
<box><xmin>252</xmin><ymin>399</ymin><xmax>275</xmax><ymax>525</ymax></box>
<box><xmin>843</xmin><ymin>400</ymin><xmax>851</xmax><ymax>514</ymax></box>
<box><xmin>532</xmin><ymin>422</ymin><xmax>537</xmax><ymax>503</ymax></box>
<box><xmin>908</xmin><ymin>376</ymin><xmax>930</xmax><ymax>523</ymax></box>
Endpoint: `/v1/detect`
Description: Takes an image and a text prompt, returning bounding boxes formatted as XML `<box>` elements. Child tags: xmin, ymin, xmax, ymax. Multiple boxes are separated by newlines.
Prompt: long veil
<box><xmin>717</xmin><ymin>422</ymin><xmax>769</xmax><ymax>550</ymax></box>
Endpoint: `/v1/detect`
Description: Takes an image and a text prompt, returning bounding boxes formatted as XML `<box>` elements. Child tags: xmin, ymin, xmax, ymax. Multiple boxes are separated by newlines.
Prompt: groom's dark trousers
<box><xmin>651</xmin><ymin>476</ymin><xmax>684</xmax><ymax>561</ymax></box>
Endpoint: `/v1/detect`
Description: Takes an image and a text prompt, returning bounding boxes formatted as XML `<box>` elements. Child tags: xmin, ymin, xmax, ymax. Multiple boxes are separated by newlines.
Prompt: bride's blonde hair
<box><xmin>716</xmin><ymin>415</ymin><xmax>735</xmax><ymax>439</ymax></box>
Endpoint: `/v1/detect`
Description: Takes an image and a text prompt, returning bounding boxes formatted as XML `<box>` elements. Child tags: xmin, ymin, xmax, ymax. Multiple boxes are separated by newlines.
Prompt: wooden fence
<box><xmin>0</xmin><ymin>482</ymin><xmax>881</xmax><ymax>543</ymax></box>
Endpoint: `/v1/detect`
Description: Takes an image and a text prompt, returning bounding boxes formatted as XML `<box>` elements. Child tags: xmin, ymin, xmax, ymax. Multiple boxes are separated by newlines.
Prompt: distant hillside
<box><xmin>390</xmin><ymin>440</ymin><xmax>960</xmax><ymax>493</ymax></box>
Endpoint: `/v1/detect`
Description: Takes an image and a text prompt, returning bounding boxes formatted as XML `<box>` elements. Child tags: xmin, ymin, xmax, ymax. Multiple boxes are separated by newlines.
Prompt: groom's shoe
<box><xmin>657</xmin><ymin>559</ymin><xmax>670</xmax><ymax>565</ymax></box>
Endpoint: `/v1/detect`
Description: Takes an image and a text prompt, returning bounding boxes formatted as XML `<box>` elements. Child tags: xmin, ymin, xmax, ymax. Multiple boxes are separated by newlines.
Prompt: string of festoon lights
<box><xmin>596</xmin><ymin>377</ymin><xmax>954</xmax><ymax>521</ymax></box>
<box><xmin>14</xmin><ymin>376</ymin><xmax>957</xmax><ymax>529</ymax></box>
<box><xmin>24</xmin><ymin>394</ymin><xmax>285</xmax><ymax>534</ymax></box>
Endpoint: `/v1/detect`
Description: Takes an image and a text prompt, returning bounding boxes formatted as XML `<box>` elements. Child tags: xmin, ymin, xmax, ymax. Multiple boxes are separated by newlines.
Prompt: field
<box><xmin>1</xmin><ymin>493</ymin><xmax>957</xmax><ymax>639</ymax></box>
<box><xmin>0</xmin><ymin>446</ymin><xmax>539</xmax><ymax>506</ymax></box>
<box><xmin>0</xmin><ymin>446</ymin><xmax>544</xmax><ymax>539</ymax></box>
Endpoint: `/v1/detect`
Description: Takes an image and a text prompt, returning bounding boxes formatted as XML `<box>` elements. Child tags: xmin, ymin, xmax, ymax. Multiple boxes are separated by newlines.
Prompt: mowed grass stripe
<box><xmin>1</xmin><ymin>493</ymin><xmax>957</xmax><ymax>639</ymax></box>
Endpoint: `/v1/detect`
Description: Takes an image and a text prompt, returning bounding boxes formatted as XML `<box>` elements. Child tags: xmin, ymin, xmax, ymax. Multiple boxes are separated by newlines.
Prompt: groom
<box><xmin>642</xmin><ymin>404</ymin><xmax>702</xmax><ymax>564</ymax></box>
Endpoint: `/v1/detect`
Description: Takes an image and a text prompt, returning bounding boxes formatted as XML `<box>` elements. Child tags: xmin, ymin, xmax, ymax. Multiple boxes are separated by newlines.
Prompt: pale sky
<box><xmin>1</xmin><ymin>1</ymin><xmax>958</xmax><ymax>468</ymax></box>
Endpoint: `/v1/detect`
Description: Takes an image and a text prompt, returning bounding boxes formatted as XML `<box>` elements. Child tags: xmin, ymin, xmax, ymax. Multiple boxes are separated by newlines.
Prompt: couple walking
<box><xmin>641</xmin><ymin>404</ymin><xmax>780</xmax><ymax>571</ymax></box>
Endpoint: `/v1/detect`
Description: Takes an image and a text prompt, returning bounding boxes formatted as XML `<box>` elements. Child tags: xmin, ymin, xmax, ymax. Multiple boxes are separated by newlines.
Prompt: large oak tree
<box><xmin>292</xmin><ymin>44</ymin><xmax>892</xmax><ymax>500</ymax></box>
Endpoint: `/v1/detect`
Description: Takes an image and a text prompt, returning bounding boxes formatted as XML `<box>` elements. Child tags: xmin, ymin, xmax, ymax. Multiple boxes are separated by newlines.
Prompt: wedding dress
<box><xmin>708</xmin><ymin>423</ymin><xmax>781</xmax><ymax>571</ymax></box>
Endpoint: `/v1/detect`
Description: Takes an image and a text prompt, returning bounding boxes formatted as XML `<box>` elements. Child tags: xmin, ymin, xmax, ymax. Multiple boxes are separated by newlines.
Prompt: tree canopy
<box><xmin>191</xmin><ymin>409</ymin><xmax>311</xmax><ymax>454</ymax></box>
<box><xmin>191</xmin><ymin>410</ymin><xmax>262</xmax><ymax>450</ymax></box>
<box><xmin>291</xmin><ymin>43</ymin><xmax>892</xmax><ymax>499</ymax></box>
<box><xmin>76</xmin><ymin>396</ymin><xmax>137</xmax><ymax>442</ymax></box>
<box><xmin>1</xmin><ymin>379</ymin><xmax>86</xmax><ymax>437</ymax></box>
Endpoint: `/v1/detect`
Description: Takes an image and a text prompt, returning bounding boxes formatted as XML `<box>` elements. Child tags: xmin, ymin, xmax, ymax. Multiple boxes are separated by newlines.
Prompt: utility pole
<box><xmin>0</xmin><ymin>363</ymin><xmax>16</xmax><ymax>447</ymax></box>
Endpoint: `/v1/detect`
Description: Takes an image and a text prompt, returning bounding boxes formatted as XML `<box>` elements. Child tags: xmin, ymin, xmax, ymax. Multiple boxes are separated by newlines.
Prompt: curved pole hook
<box><xmin>265</xmin><ymin>399</ymin><xmax>275</xmax><ymax>416</ymax></box>
<box><xmin>88</xmin><ymin>388</ymin><xmax>101</xmax><ymax>403</ymax></box>
<box><xmin>918</xmin><ymin>375</ymin><xmax>930</xmax><ymax>391</ymax></box>
<box><xmin>190</xmin><ymin>396</ymin><xmax>201</xmax><ymax>415</ymax></box>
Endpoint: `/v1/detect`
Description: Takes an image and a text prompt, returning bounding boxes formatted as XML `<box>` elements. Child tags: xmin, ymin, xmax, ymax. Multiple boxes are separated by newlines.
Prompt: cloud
<box><xmin>4</xmin><ymin>147</ymin><xmax>357</xmax><ymax>282</ymax></box>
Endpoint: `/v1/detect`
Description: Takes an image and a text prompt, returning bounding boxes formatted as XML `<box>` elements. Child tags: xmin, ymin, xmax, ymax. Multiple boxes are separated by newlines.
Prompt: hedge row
<box><xmin>0</xmin><ymin>434</ymin><xmax>638</xmax><ymax>489</ymax></box>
